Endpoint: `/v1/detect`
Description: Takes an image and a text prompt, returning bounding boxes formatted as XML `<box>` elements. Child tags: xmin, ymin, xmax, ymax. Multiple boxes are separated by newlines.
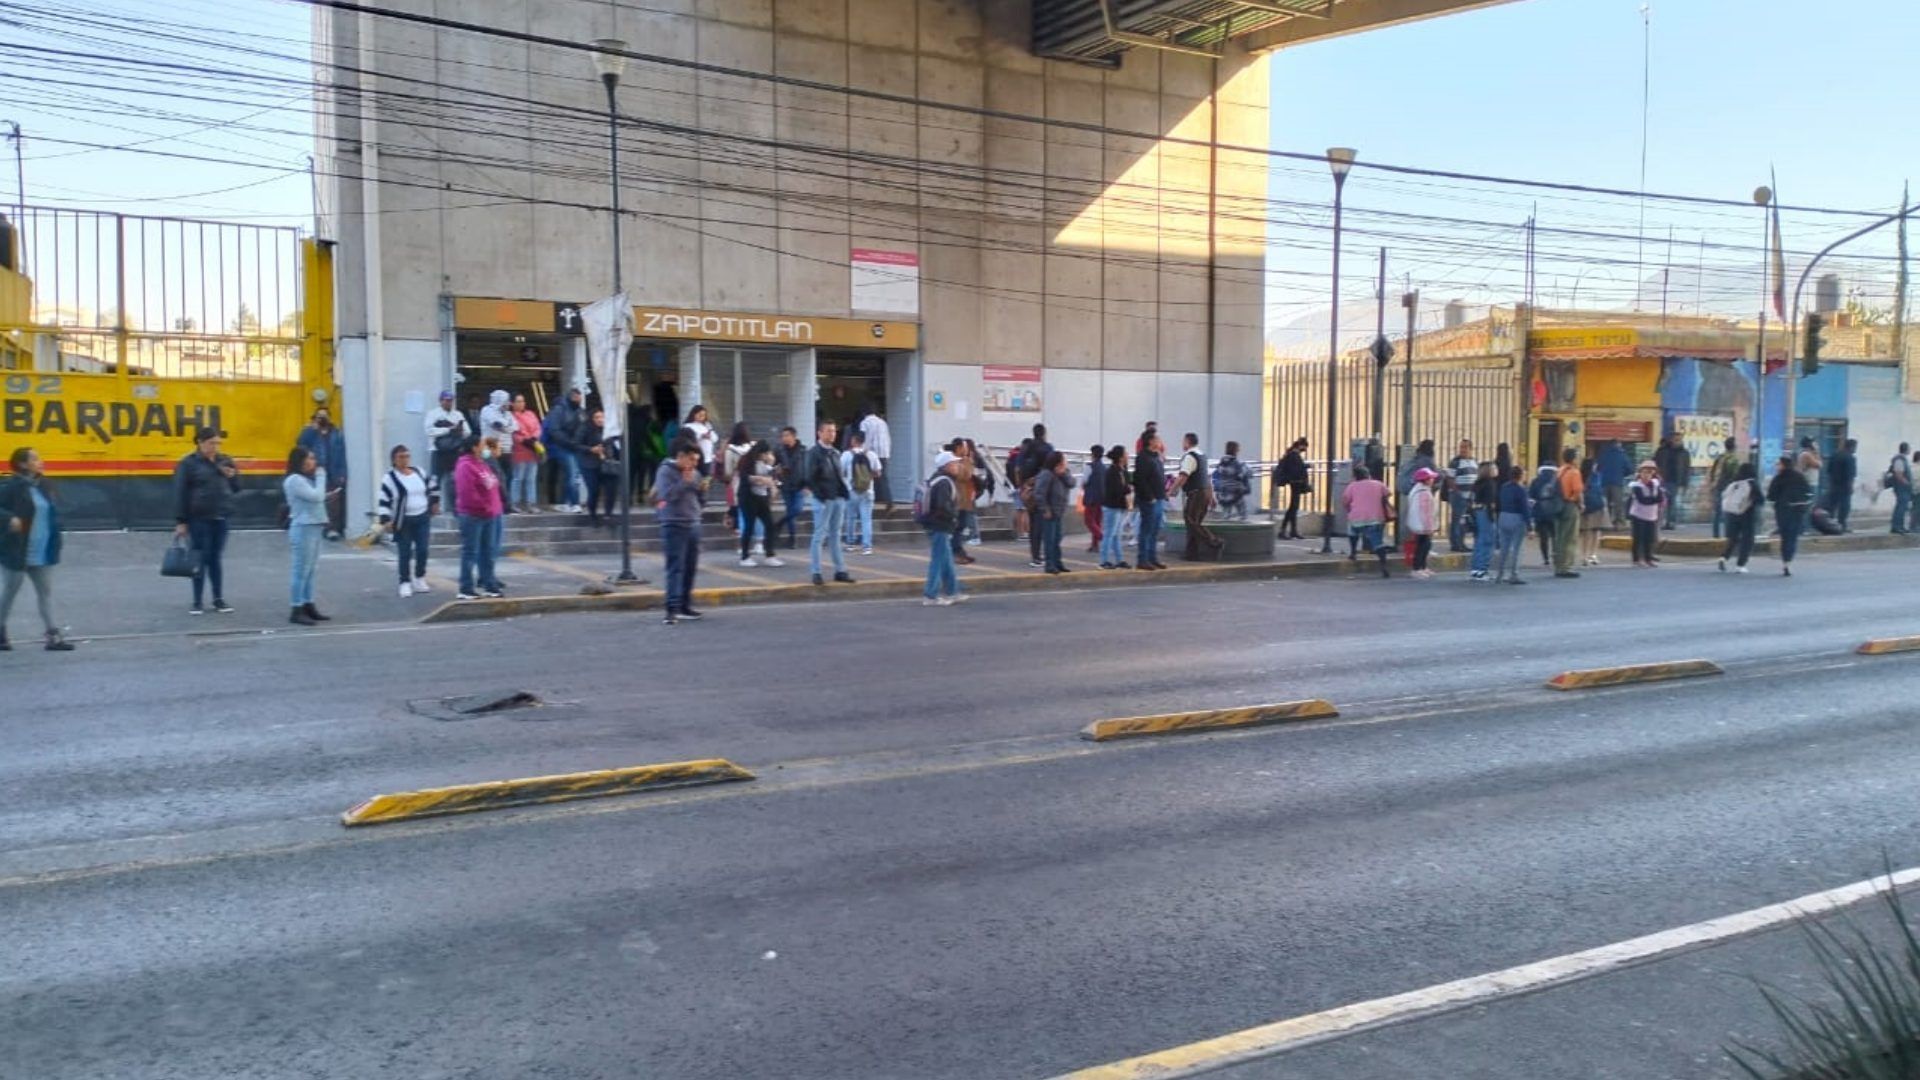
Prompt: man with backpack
<box><xmin>1178</xmin><ymin>433</ymin><xmax>1224</xmax><ymax>561</ymax></box>
<box><xmin>424</xmin><ymin>390</ymin><xmax>469</xmax><ymax>512</ymax></box>
<box><xmin>1552</xmin><ymin>448</ymin><xmax>1584</xmax><ymax>578</ymax></box>
<box><xmin>1527</xmin><ymin>464</ymin><xmax>1564</xmax><ymax>570</ymax></box>
<box><xmin>1019</xmin><ymin>424</ymin><xmax>1053</xmax><ymax>567</ymax></box>
<box><xmin>1446</xmin><ymin>439</ymin><xmax>1480</xmax><ymax>553</ymax></box>
<box><xmin>1709</xmin><ymin>437</ymin><xmax>1742</xmax><ymax>539</ymax></box>
<box><xmin>839</xmin><ymin>430</ymin><xmax>882</xmax><ymax>556</ymax></box>
<box><xmin>1211</xmin><ymin>441</ymin><xmax>1252</xmax><ymax>521</ymax></box>
<box><xmin>806</xmin><ymin>420</ymin><xmax>854</xmax><ymax>586</ymax></box>
<box><xmin>1887</xmin><ymin>442</ymin><xmax>1914</xmax><ymax>534</ymax></box>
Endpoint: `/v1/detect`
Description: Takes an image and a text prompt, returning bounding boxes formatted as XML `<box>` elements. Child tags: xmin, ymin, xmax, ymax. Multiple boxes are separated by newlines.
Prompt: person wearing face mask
<box><xmin>479</xmin><ymin>390</ymin><xmax>517</xmax><ymax>509</ymax></box>
<box><xmin>453</xmin><ymin>435</ymin><xmax>506</xmax><ymax>600</ymax></box>
<box><xmin>296</xmin><ymin>406</ymin><xmax>348</xmax><ymax>539</ymax></box>
<box><xmin>283</xmin><ymin>446</ymin><xmax>331</xmax><ymax>626</ymax></box>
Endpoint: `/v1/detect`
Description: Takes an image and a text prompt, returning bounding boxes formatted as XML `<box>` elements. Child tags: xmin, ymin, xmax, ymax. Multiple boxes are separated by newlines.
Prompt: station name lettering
<box><xmin>641</xmin><ymin>311</ymin><xmax>816</xmax><ymax>343</ymax></box>
<box><xmin>2</xmin><ymin>399</ymin><xmax>223</xmax><ymax>445</ymax></box>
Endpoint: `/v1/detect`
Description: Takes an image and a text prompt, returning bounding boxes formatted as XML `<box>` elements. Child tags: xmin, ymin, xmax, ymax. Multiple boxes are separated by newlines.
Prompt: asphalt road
<box><xmin>5</xmin><ymin>549</ymin><xmax>1920</xmax><ymax>1078</ymax></box>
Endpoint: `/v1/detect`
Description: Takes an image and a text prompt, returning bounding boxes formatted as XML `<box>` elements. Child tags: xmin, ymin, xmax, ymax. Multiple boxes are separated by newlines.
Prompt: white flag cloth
<box><xmin>583</xmin><ymin>292</ymin><xmax>634</xmax><ymax>440</ymax></box>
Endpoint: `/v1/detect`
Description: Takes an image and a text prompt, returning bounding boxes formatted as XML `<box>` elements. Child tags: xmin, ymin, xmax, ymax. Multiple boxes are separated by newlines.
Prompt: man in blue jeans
<box><xmin>1889</xmin><ymin>442</ymin><xmax>1914</xmax><ymax>534</ymax></box>
<box><xmin>775</xmin><ymin>426</ymin><xmax>808</xmax><ymax>549</ymax></box>
<box><xmin>920</xmin><ymin>455</ymin><xmax>968</xmax><ymax>606</ymax></box>
<box><xmin>805</xmin><ymin>420</ymin><xmax>854</xmax><ymax>586</ymax></box>
<box><xmin>653</xmin><ymin>442</ymin><xmax>708</xmax><ymax>623</ymax></box>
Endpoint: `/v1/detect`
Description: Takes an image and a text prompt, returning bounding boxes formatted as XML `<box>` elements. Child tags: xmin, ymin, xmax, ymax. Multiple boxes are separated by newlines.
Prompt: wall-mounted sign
<box><xmin>1674</xmin><ymin>413</ymin><xmax>1734</xmax><ymax>463</ymax></box>
<box><xmin>851</xmin><ymin>248</ymin><xmax>919</xmax><ymax>316</ymax></box>
<box><xmin>452</xmin><ymin>297</ymin><xmax>918</xmax><ymax>350</ymax></box>
<box><xmin>982</xmin><ymin>365</ymin><xmax>1042</xmax><ymax>415</ymax></box>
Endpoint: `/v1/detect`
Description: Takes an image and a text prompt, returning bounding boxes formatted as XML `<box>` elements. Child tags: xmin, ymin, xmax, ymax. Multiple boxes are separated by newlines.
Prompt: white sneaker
<box><xmin>739</xmin><ymin>556</ymin><xmax>758</xmax><ymax>568</ymax></box>
<box><xmin>950</xmin><ymin>592</ymin><xmax>971</xmax><ymax>603</ymax></box>
<box><xmin>412</xmin><ymin>577</ymin><xmax>431</xmax><ymax>593</ymax></box>
<box><xmin>862</xmin><ymin>547</ymin><xmax>874</xmax><ymax>556</ymax></box>
<box><xmin>762</xmin><ymin>556</ymin><xmax>786</xmax><ymax>567</ymax></box>
<box><xmin>921</xmin><ymin>597</ymin><xmax>951</xmax><ymax>607</ymax></box>
<box><xmin>398</xmin><ymin>581</ymin><xmax>414</xmax><ymax>598</ymax></box>
<box><xmin>1735</xmin><ymin>565</ymin><xmax>1750</xmax><ymax>574</ymax></box>
<box><xmin>966</xmin><ymin>538</ymin><xmax>982</xmax><ymax>547</ymax></box>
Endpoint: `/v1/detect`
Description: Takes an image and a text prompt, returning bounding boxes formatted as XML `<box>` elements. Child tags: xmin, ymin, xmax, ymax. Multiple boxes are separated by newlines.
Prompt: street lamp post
<box><xmin>1320</xmin><ymin>147</ymin><xmax>1356</xmax><ymax>554</ymax></box>
<box><xmin>591</xmin><ymin>38</ymin><xmax>638</xmax><ymax>583</ymax></box>
<box><xmin>1752</xmin><ymin>185</ymin><xmax>1773</xmax><ymax>467</ymax></box>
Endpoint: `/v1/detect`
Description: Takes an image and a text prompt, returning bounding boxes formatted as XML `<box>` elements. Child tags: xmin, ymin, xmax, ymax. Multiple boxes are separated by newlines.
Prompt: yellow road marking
<box><xmin>341</xmin><ymin>759</ymin><xmax>754</xmax><ymax>826</ymax></box>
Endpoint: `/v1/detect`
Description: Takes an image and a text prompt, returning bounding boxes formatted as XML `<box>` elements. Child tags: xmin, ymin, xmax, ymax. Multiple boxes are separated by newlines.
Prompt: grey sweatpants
<box><xmin>0</xmin><ymin>564</ymin><xmax>57</xmax><ymax>636</ymax></box>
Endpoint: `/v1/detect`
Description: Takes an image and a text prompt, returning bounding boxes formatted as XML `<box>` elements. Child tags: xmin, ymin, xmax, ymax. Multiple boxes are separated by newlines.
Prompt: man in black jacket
<box><xmin>1653</xmin><ymin>433</ymin><xmax>1692</xmax><ymax>529</ymax></box>
<box><xmin>774</xmin><ymin>426</ymin><xmax>807</xmax><ymax>549</ymax></box>
<box><xmin>1134</xmin><ymin>433</ymin><xmax>1168</xmax><ymax>570</ymax></box>
<box><xmin>805</xmin><ymin>420</ymin><xmax>854</xmax><ymax>586</ymax></box>
<box><xmin>1825</xmin><ymin>438</ymin><xmax>1859</xmax><ymax>531</ymax></box>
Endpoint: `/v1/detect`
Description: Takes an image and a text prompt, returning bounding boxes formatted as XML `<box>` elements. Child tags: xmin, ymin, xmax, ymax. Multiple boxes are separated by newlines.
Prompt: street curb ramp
<box><xmin>1858</xmin><ymin>635</ymin><xmax>1920</xmax><ymax>656</ymax></box>
<box><xmin>1544</xmin><ymin>659</ymin><xmax>1723</xmax><ymax>691</ymax></box>
<box><xmin>340</xmin><ymin>758</ymin><xmax>755</xmax><ymax>826</ymax></box>
<box><xmin>1081</xmin><ymin>700</ymin><xmax>1339</xmax><ymax>742</ymax></box>
<box><xmin>417</xmin><ymin>553</ymin><xmax>1471</xmax><ymax>624</ymax></box>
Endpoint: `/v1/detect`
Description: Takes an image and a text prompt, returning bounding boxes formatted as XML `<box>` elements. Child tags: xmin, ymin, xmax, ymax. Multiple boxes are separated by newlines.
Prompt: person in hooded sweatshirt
<box><xmin>1767</xmin><ymin>453</ymin><xmax>1812</xmax><ymax>576</ymax></box>
<box><xmin>478</xmin><ymin>390</ymin><xmax>517</xmax><ymax>509</ymax></box>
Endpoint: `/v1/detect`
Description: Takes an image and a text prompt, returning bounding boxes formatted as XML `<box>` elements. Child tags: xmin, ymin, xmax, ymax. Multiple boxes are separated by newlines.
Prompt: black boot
<box><xmin>290</xmin><ymin>606</ymin><xmax>317</xmax><ymax>626</ymax></box>
<box><xmin>302</xmin><ymin>602</ymin><xmax>332</xmax><ymax>622</ymax></box>
<box><xmin>44</xmin><ymin>629</ymin><xmax>74</xmax><ymax>652</ymax></box>
<box><xmin>0</xmin><ymin>630</ymin><xmax>10</xmax><ymax>651</ymax></box>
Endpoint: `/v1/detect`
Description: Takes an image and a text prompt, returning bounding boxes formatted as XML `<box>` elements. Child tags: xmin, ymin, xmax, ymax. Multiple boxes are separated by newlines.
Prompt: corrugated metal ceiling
<box><xmin>1032</xmin><ymin>0</ymin><xmax>1332</xmax><ymax>65</ymax></box>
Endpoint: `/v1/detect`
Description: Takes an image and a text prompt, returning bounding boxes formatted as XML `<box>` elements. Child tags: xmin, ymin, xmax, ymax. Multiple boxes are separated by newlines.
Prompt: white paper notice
<box><xmin>851</xmin><ymin>248</ymin><xmax>919</xmax><ymax>316</ymax></box>
<box><xmin>954</xmin><ymin>400</ymin><xmax>969</xmax><ymax>421</ymax></box>
<box><xmin>402</xmin><ymin>390</ymin><xmax>425</xmax><ymax>414</ymax></box>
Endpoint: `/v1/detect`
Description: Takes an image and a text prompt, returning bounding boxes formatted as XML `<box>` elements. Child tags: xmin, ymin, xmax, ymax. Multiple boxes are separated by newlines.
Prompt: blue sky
<box><xmin>1265</xmin><ymin>0</ymin><xmax>1916</xmax><ymax>337</ymax></box>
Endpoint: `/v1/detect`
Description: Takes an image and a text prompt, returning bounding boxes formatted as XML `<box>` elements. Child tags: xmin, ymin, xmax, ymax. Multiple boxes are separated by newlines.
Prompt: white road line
<box><xmin>1055</xmin><ymin>866</ymin><xmax>1920</xmax><ymax>1079</ymax></box>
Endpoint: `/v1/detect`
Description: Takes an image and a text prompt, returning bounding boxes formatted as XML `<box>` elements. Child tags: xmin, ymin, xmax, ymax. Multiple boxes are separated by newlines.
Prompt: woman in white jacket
<box><xmin>1404</xmin><ymin>467</ymin><xmax>1441</xmax><ymax>578</ymax></box>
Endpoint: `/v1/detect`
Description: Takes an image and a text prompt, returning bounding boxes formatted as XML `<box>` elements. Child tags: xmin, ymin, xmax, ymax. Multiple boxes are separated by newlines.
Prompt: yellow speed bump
<box><xmin>1545</xmin><ymin>659</ymin><xmax>1722</xmax><ymax>691</ymax></box>
<box><xmin>1858</xmin><ymin>636</ymin><xmax>1920</xmax><ymax>656</ymax></box>
<box><xmin>1080</xmin><ymin>700</ymin><xmax>1338</xmax><ymax>742</ymax></box>
<box><xmin>340</xmin><ymin>759</ymin><xmax>755</xmax><ymax>827</ymax></box>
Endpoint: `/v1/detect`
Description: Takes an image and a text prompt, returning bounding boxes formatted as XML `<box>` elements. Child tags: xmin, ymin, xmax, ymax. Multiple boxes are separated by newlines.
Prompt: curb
<box><xmin>419</xmin><ymin>553</ymin><xmax>1472</xmax><ymax>624</ymax></box>
<box><xmin>1601</xmin><ymin>532</ymin><xmax>1920</xmax><ymax>557</ymax></box>
<box><xmin>1857</xmin><ymin>635</ymin><xmax>1920</xmax><ymax>656</ymax></box>
<box><xmin>339</xmin><ymin>758</ymin><xmax>755</xmax><ymax>827</ymax></box>
<box><xmin>1545</xmin><ymin>659</ymin><xmax>1723</xmax><ymax>691</ymax></box>
<box><xmin>1080</xmin><ymin>700</ymin><xmax>1339</xmax><ymax>742</ymax></box>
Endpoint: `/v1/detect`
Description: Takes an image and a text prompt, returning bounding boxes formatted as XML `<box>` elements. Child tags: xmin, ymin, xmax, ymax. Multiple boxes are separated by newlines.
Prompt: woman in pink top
<box><xmin>1340</xmin><ymin>465</ymin><xmax>1395</xmax><ymax>579</ymax></box>
<box><xmin>508</xmin><ymin>394</ymin><xmax>543</xmax><ymax>513</ymax></box>
<box><xmin>453</xmin><ymin>436</ymin><xmax>505</xmax><ymax>598</ymax></box>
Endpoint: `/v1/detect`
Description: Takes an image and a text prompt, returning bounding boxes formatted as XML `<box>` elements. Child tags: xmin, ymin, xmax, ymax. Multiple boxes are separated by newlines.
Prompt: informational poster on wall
<box><xmin>1674</xmin><ymin>413</ymin><xmax>1734</xmax><ymax>464</ymax></box>
<box><xmin>850</xmin><ymin>249</ymin><xmax>920</xmax><ymax>316</ymax></box>
<box><xmin>982</xmin><ymin>365</ymin><xmax>1042</xmax><ymax>415</ymax></box>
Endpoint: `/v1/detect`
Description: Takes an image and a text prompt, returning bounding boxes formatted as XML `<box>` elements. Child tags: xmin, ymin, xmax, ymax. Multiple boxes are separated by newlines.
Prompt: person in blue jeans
<box><xmin>1767</xmin><ymin>454</ymin><xmax>1811</xmax><ymax>576</ymax></box>
<box><xmin>1469</xmin><ymin>461</ymin><xmax>1501</xmax><ymax>580</ymax></box>
<box><xmin>1887</xmin><ymin>442</ymin><xmax>1913</xmax><ymax>534</ymax></box>
<box><xmin>172</xmin><ymin>426</ymin><xmax>241</xmax><ymax>615</ymax></box>
<box><xmin>1493</xmin><ymin>466</ymin><xmax>1532</xmax><ymax>584</ymax></box>
<box><xmin>919</xmin><ymin>457</ymin><xmax>967</xmax><ymax>606</ymax></box>
<box><xmin>805</xmin><ymin>420</ymin><xmax>854</xmax><ymax>586</ymax></box>
<box><xmin>654</xmin><ymin>442</ymin><xmax>708</xmax><ymax>623</ymax></box>
<box><xmin>282</xmin><ymin>447</ymin><xmax>331</xmax><ymax>625</ymax></box>
<box><xmin>454</xmin><ymin>436</ymin><xmax>505</xmax><ymax>600</ymax></box>
<box><xmin>1099</xmin><ymin>445</ymin><xmax>1131</xmax><ymax>569</ymax></box>
<box><xmin>1133</xmin><ymin>433</ymin><xmax>1169</xmax><ymax>570</ymax></box>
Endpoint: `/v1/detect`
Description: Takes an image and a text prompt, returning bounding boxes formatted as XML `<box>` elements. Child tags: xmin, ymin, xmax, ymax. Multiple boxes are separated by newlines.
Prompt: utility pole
<box><xmin>1370</xmin><ymin>247</ymin><xmax>1387</xmax><ymax>443</ymax></box>
<box><xmin>2</xmin><ymin>121</ymin><xmax>22</xmax><ymax>274</ymax></box>
<box><xmin>1895</xmin><ymin>181</ymin><xmax>1910</xmax><ymax>366</ymax></box>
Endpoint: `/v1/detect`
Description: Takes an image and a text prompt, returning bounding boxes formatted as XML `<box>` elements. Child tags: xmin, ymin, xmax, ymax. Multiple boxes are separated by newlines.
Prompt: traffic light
<box><xmin>1803</xmin><ymin>312</ymin><xmax>1826</xmax><ymax>375</ymax></box>
<box><xmin>1369</xmin><ymin>334</ymin><xmax>1395</xmax><ymax>368</ymax></box>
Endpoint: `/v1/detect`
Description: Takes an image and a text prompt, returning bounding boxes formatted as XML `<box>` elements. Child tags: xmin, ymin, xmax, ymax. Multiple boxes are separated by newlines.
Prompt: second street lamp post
<box><xmin>591</xmin><ymin>38</ymin><xmax>639</xmax><ymax>584</ymax></box>
<box><xmin>1321</xmin><ymin>147</ymin><xmax>1356</xmax><ymax>554</ymax></box>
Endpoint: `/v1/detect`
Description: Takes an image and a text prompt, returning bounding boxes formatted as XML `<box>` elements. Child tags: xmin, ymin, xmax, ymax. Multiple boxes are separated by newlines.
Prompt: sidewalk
<box><xmin>28</xmin><ymin>520</ymin><xmax>1918</xmax><ymax>641</ymax></box>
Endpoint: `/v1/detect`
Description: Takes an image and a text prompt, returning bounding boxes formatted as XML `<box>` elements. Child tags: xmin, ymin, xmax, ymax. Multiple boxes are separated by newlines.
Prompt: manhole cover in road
<box><xmin>405</xmin><ymin>690</ymin><xmax>546</xmax><ymax>721</ymax></box>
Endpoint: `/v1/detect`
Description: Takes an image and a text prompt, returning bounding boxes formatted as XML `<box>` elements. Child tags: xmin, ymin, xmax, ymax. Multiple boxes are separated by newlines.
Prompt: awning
<box><xmin>1528</xmin><ymin>326</ymin><xmax>1787</xmax><ymax>363</ymax></box>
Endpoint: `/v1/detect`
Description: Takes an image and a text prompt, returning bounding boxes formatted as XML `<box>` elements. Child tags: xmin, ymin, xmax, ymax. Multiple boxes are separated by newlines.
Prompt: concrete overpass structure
<box><xmin>317</xmin><ymin>0</ymin><xmax>1507</xmax><ymax>523</ymax></box>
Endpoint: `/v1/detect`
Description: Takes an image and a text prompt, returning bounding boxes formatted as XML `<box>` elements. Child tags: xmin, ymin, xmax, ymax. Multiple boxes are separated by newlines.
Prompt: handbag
<box><xmin>161</xmin><ymin>536</ymin><xmax>202</xmax><ymax>578</ymax></box>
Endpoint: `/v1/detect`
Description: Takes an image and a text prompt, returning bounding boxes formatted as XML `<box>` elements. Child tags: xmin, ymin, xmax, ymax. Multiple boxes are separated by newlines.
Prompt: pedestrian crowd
<box><xmin>8</xmin><ymin>405</ymin><xmax>1920</xmax><ymax>648</ymax></box>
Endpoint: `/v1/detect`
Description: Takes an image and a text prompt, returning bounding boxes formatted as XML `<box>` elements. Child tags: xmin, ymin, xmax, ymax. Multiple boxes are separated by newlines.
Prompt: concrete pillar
<box><xmin>565</xmin><ymin>338</ymin><xmax>589</xmax><ymax>395</ymax></box>
<box><xmin>888</xmin><ymin>350</ymin><xmax>922</xmax><ymax>490</ymax></box>
<box><xmin>678</xmin><ymin>342</ymin><xmax>702</xmax><ymax>421</ymax></box>
<box><xmin>788</xmin><ymin>347</ymin><xmax>816</xmax><ymax>439</ymax></box>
